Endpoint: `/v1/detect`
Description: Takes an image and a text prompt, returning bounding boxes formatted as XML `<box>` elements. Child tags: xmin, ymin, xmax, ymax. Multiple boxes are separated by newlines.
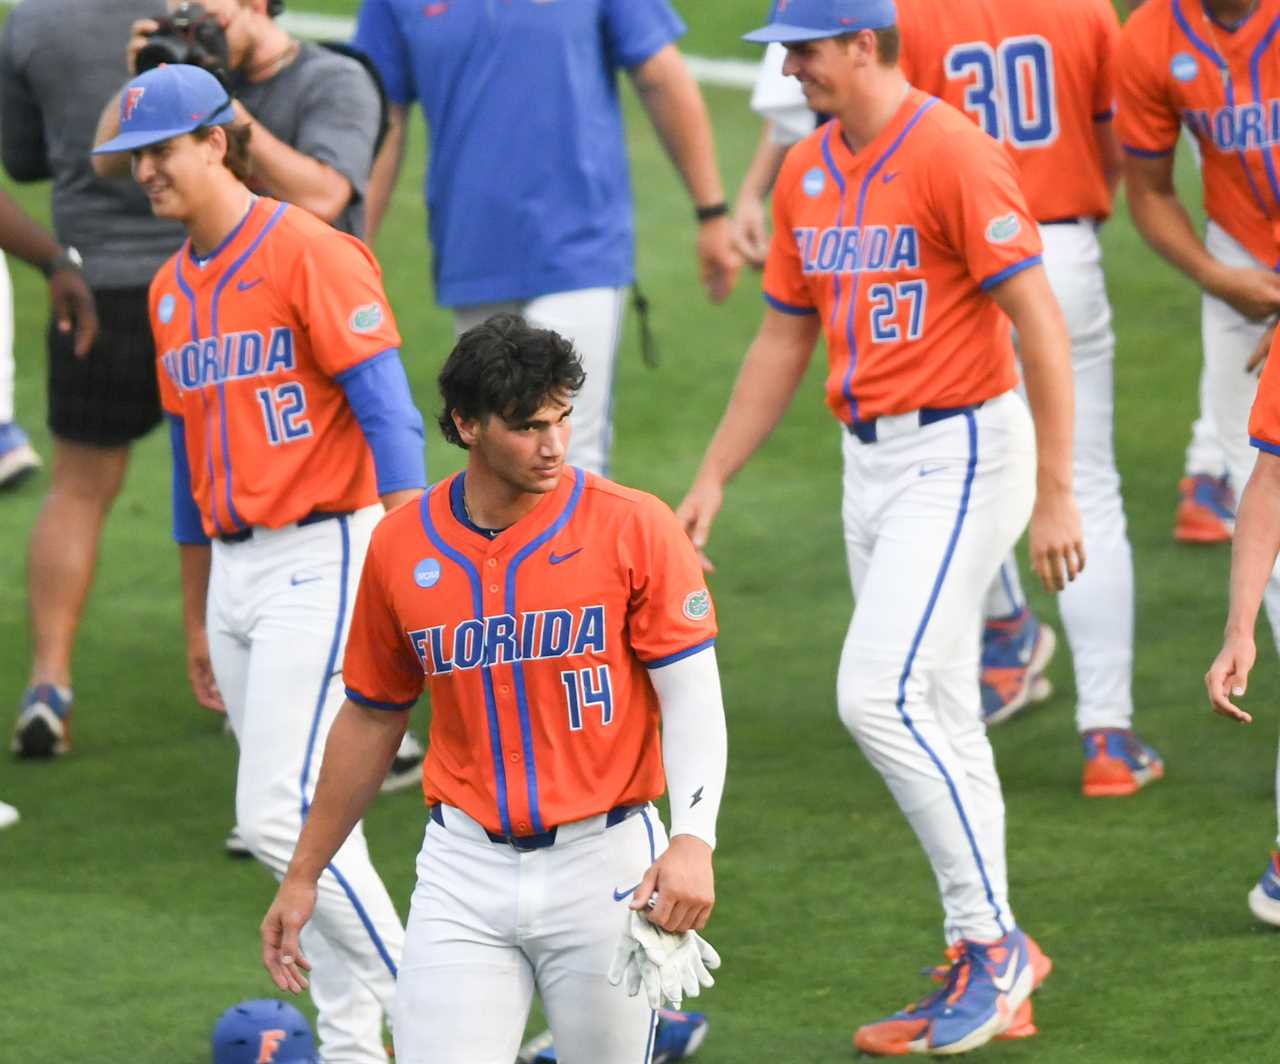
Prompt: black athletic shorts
<box><xmin>47</xmin><ymin>285</ymin><xmax>161</xmax><ymax>447</ymax></box>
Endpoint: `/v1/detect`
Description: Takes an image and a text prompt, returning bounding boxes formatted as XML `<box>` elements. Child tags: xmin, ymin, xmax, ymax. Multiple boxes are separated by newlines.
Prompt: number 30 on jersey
<box><xmin>945</xmin><ymin>34</ymin><xmax>1058</xmax><ymax>148</ymax></box>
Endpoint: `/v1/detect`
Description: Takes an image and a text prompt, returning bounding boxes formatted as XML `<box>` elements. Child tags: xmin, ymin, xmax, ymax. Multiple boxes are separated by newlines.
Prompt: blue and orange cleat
<box><xmin>12</xmin><ymin>683</ymin><xmax>73</xmax><ymax>758</ymax></box>
<box><xmin>923</xmin><ymin>933</ymin><xmax>1051</xmax><ymax>1041</ymax></box>
<box><xmin>1174</xmin><ymin>473</ymin><xmax>1234</xmax><ymax>544</ymax></box>
<box><xmin>1081</xmin><ymin>728</ymin><xmax>1163</xmax><ymax>797</ymax></box>
<box><xmin>980</xmin><ymin>607</ymin><xmax>1056</xmax><ymax>727</ymax></box>
<box><xmin>1248</xmin><ymin>851</ymin><xmax>1280</xmax><ymax>927</ymax></box>
<box><xmin>854</xmin><ymin>929</ymin><xmax>1034</xmax><ymax>1056</ymax></box>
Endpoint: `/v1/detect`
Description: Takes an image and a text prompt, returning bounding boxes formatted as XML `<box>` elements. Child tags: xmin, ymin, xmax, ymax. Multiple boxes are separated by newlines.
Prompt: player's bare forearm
<box><xmin>91</xmin><ymin>92</ymin><xmax>130</xmax><ymax>179</ymax></box>
<box><xmin>1124</xmin><ymin>153</ymin><xmax>1236</xmax><ymax>297</ymax></box>
<box><xmin>365</xmin><ymin>104</ymin><xmax>407</xmax><ymax>245</ymax></box>
<box><xmin>1094</xmin><ymin>120</ymin><xmax>1123</xmax><ymax>200</ymax></box>
<box><xmin>992</xmin><ymin>265</ymin><xmax>1083</xmax><ymax>591</ymax></box>
<box><xmin>1226</xmin><ymin>454</ymin><xmax>1280</xmax><ymax>644</ymax></box>
<box><xmin>1207</xmin><ymin>454</ymin><xmax>1280</xmax><ymax>721</ymax></box>
<box><xmin>694</xmin><ymin>309</ymin><xmax>819</xmax><ymax>487</ymax></box>
<box><xmin>679</xmin><ymin>309</ymin><xmax>819</xmax><ymax>559</ymax></box>
<box><xmin>237</xmin><ymin>106</ymin><xmax>352</xmax><ymax>224</ymax></box>
<box><xmin>179</xmin><ymin>544</ymin><xmax>212</xmax><ymax>637</ymax></box>
<box><xmin>285</xmin><ymin>700</ymin><xmax>408</xmax><ymax>883</ymax></box>
<box><xmin>631</xmin><ymin>46</ymin><xmax>727</xmax><ymax>217</ymax></box>
<box><xmin>631</xmin><ymin>46</ymin><xmax>740</xmax><ymax>301</ymax></box>
<box><xmin>732</xmin><ymin>124</ymin><xmax>789</xmax><ymax>267</ymax></box>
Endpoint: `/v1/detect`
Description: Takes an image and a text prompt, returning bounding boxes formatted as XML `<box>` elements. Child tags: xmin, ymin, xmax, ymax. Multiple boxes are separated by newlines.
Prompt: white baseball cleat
<box><xmin>0</xmin><ymin>801</ymin><xmax>18</xmax><ymax>830</ymax></box>
<box><xmin>381</xmin><ymin>731</ymin><xmax>426</xmax><ymax>793</ymax></box>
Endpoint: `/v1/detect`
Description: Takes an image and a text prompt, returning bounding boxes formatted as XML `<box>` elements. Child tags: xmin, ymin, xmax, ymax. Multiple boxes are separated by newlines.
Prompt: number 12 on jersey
<box><xmin>945</xmin><ymin>35</ymin><xmax>1058</xmax><ymax>148</ymax></box>
<box><xmin>256</xmin><ymin>382</ymin><xmax>313</xmax><ymax>445</ymax></box>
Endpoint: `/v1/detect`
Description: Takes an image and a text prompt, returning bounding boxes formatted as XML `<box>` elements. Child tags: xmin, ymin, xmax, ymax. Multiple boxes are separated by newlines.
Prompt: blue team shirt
<box><xmin>353</xmin><ymin>0</ymin><xmax>685</xmax><ymax>307</ymax></box>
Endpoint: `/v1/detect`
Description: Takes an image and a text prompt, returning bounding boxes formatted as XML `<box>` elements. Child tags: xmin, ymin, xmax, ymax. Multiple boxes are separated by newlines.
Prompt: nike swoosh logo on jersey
<box><xmin>882</xmin><ymin>170</ymin><xmax>900</xmax><ymax>184</ymax></box>
<box><xmin>549</xmin><ymin>547</ymin><xmax>584</xmax><ymax>565</ymax></box>
<box><xmin>918</xmin><ymin>465</ymin><xmax>946</xmax><ymax>477</ymax></box>
<box><xmin>290</xmin><ymin>573</ymin><xmax>323</xmax><ymax>587</ymax></box>
<box><xmin>991</xmin><ymin>944</ymin><xmax>1022</xmax><ymax>994</ymax></box>
<box><xmin>237</xmin><ymin>277</ymin><xmax>263</xmax><ymax>292</ymax></box>
<box><xmin>612</xmin><ymin>883</ymin><xmax>640</xmax><ymax>902</ymax></box>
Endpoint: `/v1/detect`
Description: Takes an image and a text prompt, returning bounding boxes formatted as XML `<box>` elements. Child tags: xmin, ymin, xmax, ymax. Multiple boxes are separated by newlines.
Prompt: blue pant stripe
<box><xmin>891</xmin><ymin>412</ymin><xmax>1007</xmax><ymax>935</ymax></box>
<box><xmin>325</xmin><ymin>860</ymin><xmax>399</xmax><ymax>978</ymax></box>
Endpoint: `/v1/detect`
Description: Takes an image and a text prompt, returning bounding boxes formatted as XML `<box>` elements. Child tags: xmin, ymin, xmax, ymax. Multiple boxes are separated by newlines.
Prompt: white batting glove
<box><xmin>607</xmin><ymin>910</ymin><xmax>721</xmax><ymax>1009</ymax></box>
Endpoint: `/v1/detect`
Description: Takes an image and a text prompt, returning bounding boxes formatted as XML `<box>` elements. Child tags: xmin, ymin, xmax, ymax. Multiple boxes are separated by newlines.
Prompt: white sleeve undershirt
<box><xmin>647</xmin><ymin>645</ymin><xmax>728</xmax><ymax>850</ymax></box>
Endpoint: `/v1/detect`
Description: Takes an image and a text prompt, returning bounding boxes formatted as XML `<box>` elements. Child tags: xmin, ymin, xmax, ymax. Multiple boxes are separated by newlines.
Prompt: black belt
<box><xmin>847</xmin><ymin>403</ymin><xmax>981</xmax><ymax>444</ymax></box>
<box><xmin>1038</xmin><ymin>216</ymin><xmax>1084</xmax><ymax>226</ymax></box>
<box><xmin>429</xmin><ymin>803</ymin><xmax>643</xmax><ymax>851</ymax></box>
<box><xmin>218</xmin><ymin>510</ymin><xmax>350</xmax><ymax>544</ymax></box>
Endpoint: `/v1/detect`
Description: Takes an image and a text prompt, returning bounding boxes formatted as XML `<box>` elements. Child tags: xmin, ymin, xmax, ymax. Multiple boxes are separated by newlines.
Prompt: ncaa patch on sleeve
<box><xmin>349</xmin><ymin>302</ymin><xmax>384</xmax><ymax>334</ymax></box>
<box><xmin>984</xmin><ymin>213</ymin><xmax>1021</xmax><ymax>245</ymax></box>
<box><xmin>682</xmin><ymin>589</ymin><xmax>711</xmax><ymax>620</ymax></box>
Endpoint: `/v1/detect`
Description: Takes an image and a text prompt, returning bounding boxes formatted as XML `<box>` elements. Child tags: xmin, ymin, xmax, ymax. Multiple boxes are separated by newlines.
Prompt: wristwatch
<box><xmin>42</xmin><ymin>246</ymin><xmax>83</xmax><ymax>278</ymax></box>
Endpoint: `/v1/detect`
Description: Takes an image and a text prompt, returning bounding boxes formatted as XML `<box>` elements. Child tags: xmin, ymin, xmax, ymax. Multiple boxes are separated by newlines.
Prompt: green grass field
<box><xmin>3</xmin><ymin>2</ymin><xmax>1279</xmax><ymax>1061</ymax></box>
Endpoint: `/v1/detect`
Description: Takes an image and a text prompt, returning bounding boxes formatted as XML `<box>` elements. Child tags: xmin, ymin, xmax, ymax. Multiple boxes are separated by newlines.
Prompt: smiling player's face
<box><xmin>463</xmin><ymin>394</ymin><xmax>573</xmax><ymax>499</ymax></box>
<box><xmin>131</xmin><ymin>133</ymin><xmax>218</xmax><ymax>222</ymax></box>
<box><xmin>782</xmin><ymin>36</ymin><xmax>859</xmax><ymax>113</ymax></box>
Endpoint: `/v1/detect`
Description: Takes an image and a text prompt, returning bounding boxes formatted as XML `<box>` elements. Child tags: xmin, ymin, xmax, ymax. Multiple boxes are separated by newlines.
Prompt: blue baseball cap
<box><xmin>743</xmin><ymin>0</ymin><xmax>897</xmax><ymax>44</ymax></box>
<box><xmin>92</xmin><ymin>64</ymin><xmax>234</xmax><ymax>155</ymax></box>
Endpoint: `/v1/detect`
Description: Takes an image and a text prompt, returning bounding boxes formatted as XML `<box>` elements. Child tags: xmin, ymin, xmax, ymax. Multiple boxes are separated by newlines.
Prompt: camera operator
<box><xmin>92</xmin><ymin>0</ymin><xmax>379</xmax><ymax>239</ymax></box>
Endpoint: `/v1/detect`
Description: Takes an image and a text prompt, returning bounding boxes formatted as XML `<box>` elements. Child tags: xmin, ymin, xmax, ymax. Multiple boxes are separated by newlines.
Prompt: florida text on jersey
<box><xmin>762</xmin><ymin>88</ymin><xmax>1042</xmax><ymax>425</ymax></box>
<box><xmin>150</xmin><ymin>197</ymin><xmax>401</xmax><ymax>536</ymax></box>
<box><xmin>1117</xmin><ymin>0</ymin><xmax>1280</xmax><ymax>269</ymax></box>
<box><xmin>342</xmin><ymin>469</ymin><xmax>718</xmax><ymax>837</ymax></box>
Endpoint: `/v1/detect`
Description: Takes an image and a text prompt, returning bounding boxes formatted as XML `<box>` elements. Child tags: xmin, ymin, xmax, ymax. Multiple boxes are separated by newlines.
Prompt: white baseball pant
<box><xmin>393</xmin><ymin>802</ymin><xmax>664</xmax><ymax>1064</ymax></box>
<box><xmin>0</xmin><ymin>253</ymin><xmax>14</xmax><ymax>424</ymax></box>
<box><xmin>837</xmin><ymin>392</ymin><xmax>1035</xmax><ymax>943</ymax></box>
<box><xmin>983</xmin><ymin>221</ymin><xmax>1137</xmax><ymax>732</ymax></box>
<box><xmin>208</xmin><ymin>505</ymin><xmax>405</xmax><ymax>1064</ymax></box>
<box><xmin>453</xmin><ymin>287</ymin><xmax>627</xmax><ymax>476</ymax></box>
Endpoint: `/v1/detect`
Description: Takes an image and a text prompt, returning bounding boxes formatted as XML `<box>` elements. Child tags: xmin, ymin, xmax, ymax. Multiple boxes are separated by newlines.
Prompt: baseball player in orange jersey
<box><xmin>259</xmin><ymin>313</ymin><xmax>728</xmax><ymax>1064</ymax></box>
<box><xmin>680</xmin><ymin>0</ymin><xmax>1080</xmax><ymax>1054</ymax></box>
<box><xmin>895</xmin><ymin>0</ymin><xmax>1165</xmax><ymax>793</ymax></box>
<box><xmin>733</xmin><ymin>2</ymin><xmax>1163</xmax><ymax>796</ymax></box>
<box><xmin>1119</xmin><ymin>1</ymin><xmax>1280</xmax><ymax>627</ymax></box>
<box><xmin>1207</xmin><ymin>324</ymin><xmax>1280</xmax><ymax>925</ymax></box>
<box><xmin>94</xmin><ymin>64</ymin><xmax>428</xmax><ymax>1063</ymax></box>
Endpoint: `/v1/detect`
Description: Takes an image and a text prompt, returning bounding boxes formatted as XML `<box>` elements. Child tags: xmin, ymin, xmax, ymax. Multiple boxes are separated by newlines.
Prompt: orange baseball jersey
<box><xmin>342</xmin><ymin>467</ymin><xmax>718</xmax><ymax>837</ymax></box>
<box><xmin>1117</xmin><ymin>0</ymin><xmax>1280</xmax><ymax>269</ymax></box>
<box><xmin>763</xmin><ymin>88</ymin><xmax>1039</xmax><ymax>425</ymax></box>
<box><xmin>1249</xmin><ymin>330</ymin><xmax>1280</xmax><ymax>452</ymax></box>
<box><xmin>897</xmin><ymin>0</ymin><xmax>1121</xmax><ymax>222</ymax></box>
<box><xmin>150</xmin><ymin>197</ymin><xmax>401</xmax><ymax>537</ymax></box>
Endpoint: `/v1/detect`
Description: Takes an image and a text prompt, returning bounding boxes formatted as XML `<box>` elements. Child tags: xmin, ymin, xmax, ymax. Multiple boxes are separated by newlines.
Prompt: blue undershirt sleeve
<box><xmin>167</xmin><ymin>414</ymin><xmax>210</xmax><ymax>546</ymax></box>
<box><xmin>336</xmin><ymin>348</ymin><xmax>428</xmax><ymax>496</ymax></box>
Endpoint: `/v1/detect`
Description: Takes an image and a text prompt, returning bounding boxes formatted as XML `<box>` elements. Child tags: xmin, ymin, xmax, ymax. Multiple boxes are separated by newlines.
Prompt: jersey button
<box><xmin>500</xmin><ymin>684</ymin><xmax>510</xmax><ymax>694</ymax></box>
<box><xmin>509</xmin><ymin>752</ymin><xmax>521</xmax><ymax>763</ymax></box>
<box><xmin>517</xmin><ymin>821</ymin><xmax>529</xmax><ymax>832</ymax></box>
<box><xmin>489</xmin><ymin>584</ymin><xmax>499</xmax><ymax>593</ymax></box>
<box><xmin>487</xmin><ymin>559</ymin><xmax>497</xmax><ymax>568</ymax></box>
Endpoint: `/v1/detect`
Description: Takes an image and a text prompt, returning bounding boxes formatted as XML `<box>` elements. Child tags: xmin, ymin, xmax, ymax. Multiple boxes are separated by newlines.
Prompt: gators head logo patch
<box><xmin>348</xmin><ymin>302</ymin><xmax>384</xmax><ymax>334</ymax></box>
<box><xmin>985</xmin><ymin>213</ymin><xmax>1021</xmax><ymax>245</ymax></box>
<box><xmin>682</xmin><ymin>589</ymin><xmax>711</xmax><ymax>620</ymax></box>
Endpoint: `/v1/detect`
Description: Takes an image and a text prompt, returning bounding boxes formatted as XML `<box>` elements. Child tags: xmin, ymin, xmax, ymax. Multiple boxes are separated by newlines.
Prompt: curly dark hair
<box><xmin>437</xmin><ymin>313</ymin><xmax>586</xmax><ymax>449</ymax></box>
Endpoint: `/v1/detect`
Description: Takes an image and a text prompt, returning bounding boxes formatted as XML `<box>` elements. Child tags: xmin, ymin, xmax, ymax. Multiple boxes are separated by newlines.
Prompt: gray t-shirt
<box><xmin>233</xmin><ymin>41</ymin><xmax>379</xmax><ymax>240</ymax></box>
<box><xmin>0</xmin><ymin>0</ymin><xmax>185</xmax><ymax>289</ymax></box>
<box><xmin>0</xmin><ymin>5</ymin><xmax>380</xmax><ymax>288</ymax></box>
